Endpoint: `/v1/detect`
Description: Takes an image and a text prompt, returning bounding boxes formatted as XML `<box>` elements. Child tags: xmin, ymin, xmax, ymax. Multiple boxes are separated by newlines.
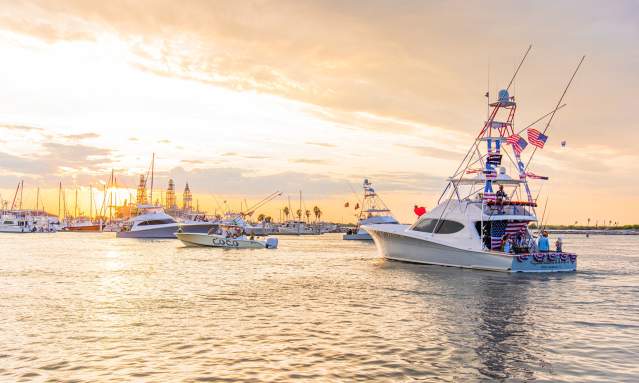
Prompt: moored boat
<box><xmin>116</xmin><ymin>205</ymin><xmax>179</xmax><ymax>238</ymax></box>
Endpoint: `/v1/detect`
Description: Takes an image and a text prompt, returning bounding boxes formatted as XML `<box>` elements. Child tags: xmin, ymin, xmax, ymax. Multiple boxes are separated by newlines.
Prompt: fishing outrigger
<box><xmin>364</xmin><ymin>47</ymin><xmax>583</xmax><ymax>272</ymax></box>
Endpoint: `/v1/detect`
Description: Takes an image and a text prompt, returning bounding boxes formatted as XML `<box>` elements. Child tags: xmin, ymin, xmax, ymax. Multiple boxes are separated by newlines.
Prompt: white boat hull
<box><xmin>176</xmin><ymin>233</ymin><xmax>278</xmax><ymax>249</ymax></box>
<box><xmin>365</xmin><ymin>226</ymin><xmax>576</xmax><ymax>273</ymax></box>
<box><xmin>0</xmin><ymin>226</ymin><xmax>34</xmax><ymax>233</ymax></box>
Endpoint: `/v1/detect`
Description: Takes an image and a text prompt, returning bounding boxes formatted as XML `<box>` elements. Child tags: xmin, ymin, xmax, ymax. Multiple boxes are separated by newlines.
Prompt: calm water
<box><xmin>1</xmin><ymin>233</ymin><xmax>638</xmax><ymax>382</ymax></box>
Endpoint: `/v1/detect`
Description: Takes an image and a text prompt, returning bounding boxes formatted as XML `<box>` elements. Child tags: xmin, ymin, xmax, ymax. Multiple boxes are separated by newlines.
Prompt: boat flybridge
<box><xmin>364</xmin><ymin>87</ymin><xmax>577</xmax><ymax>272</ymax></box>
<box><xmin>343</xmin><ymin>179</ymin><xmax>401</xmax><ymax>240</ymax></box>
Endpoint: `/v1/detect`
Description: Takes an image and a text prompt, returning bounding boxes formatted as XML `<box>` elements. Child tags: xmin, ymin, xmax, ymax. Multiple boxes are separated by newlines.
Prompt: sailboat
<box><xmin>364</xmin><ymin>51</ymin><xmax>581</xmax><ymax>272</ymax></box>
<box><xmin>343</xmin><ymin>179</ymin><xmax>400</xmax><ymax>240</ymax></box>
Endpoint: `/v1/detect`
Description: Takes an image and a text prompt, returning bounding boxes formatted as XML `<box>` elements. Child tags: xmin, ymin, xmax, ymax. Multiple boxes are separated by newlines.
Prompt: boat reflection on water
<box><xmin>380</xmin><ymin>260</ymin><xmax>576</xmax><ymax>380</ymax></box>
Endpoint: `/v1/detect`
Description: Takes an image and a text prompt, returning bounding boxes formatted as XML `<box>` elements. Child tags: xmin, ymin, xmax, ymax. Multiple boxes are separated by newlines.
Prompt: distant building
<box><xmin>183</xmin><ymin>183</ymin><xmax>192</xmax><ymax>211</ymax></box>
<box><xmin>136</xmin><ymin>175</ymin><xmax>147</xmax><ymax>205</ymax></box>
<box><xmin>166</xmin><ymin>179</ymin><xmax>177</xmax><ymax>209</ymax></box>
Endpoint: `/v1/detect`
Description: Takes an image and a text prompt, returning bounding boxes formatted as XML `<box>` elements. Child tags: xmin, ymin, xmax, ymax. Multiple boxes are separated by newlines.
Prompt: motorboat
<box><xmin>62</xmin><ymin>217</ymin><xmax>102</xmax><ymax>232</ymax></box>
<box><xmin>0</xmin><ymin>213</ymin><xmax>36</xmax><ymax>233</ymax></box>
<box><xmin>116</xmin><ymin>205</ymin><xmax>179</xmax><ymax>238</ymax></box>
<box><xmin>343</xmin><ymin>179</ymin><xmax>400</xmax><ymax>240</ymax></box>
<box><xmin>276</xmin><ymin>220</ymin><xmax>319</xmax><ymax>235</ymax></box>
<box><xmin>364</xmin><ymin>86</ymin><xmax>578</xmax><ymax>272</ymax></box>
<box><xmin>177</xmin><ymin>222</ymin><xmax>278</xmax><ymax>249</ymax></box>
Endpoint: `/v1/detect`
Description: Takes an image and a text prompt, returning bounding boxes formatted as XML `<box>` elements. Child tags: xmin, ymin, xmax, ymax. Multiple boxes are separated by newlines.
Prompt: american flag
<box><xmin>487</xmin><ymin>153</ymin><xmax>502</xmax><ymax>166</ymax></box>
<box><xmin>507</xmin><ymin>134</ymin><xmax>528</xmax><ymax>154</ymax></box>
<box><xmin>490</xmin><ymin>221</ymin><xmax>529</xmax><ymax>250</ymax></box>
<box><xmin>527</xmin><ymin>128</ymin><xmax>548</xmax><ymax>148</ymax></box>
<box><xmin>466</xmin><ymin>168</ymin><xmax>482</xmax><ymax>174</ymax></box>
<box><xmin>525</xmin><ymin>172</ymin><xmax>549</xmax><ymax>180</ymax></box>
<box><xmin>483</xmin><ymin>182</ymin><xmax>496</xmax><ymax>201</ymax></box>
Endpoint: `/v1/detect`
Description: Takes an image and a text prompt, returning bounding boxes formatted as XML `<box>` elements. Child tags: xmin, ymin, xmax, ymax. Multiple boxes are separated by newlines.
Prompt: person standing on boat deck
<box><xmin>538</xmin><ymin>231</ymin><xmax>550</xmax><ymax>252</ymax></box>
<box><xmin>495</xmin><ymin>185</ymin><xmax>507</xmax><ymax>213</ymax></box>
<box><xmin>496</xmin><ymin>184</ymin><xmax>507</xmax><ymax>200</ymax></box>
<box><xmin>503</xmin><ymin>236</ymin><xmax>513</xmax><ymax>254</ymax></box>
<box><xmin>555</xmin><ymin>237</ymin><xmax>563</xmax><ymax>252</ymax></box>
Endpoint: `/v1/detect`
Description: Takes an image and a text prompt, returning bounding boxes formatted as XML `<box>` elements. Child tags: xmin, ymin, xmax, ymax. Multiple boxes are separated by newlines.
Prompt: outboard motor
<box><xmin>265</xmin><ymin>237</ymin><xmax>278</xmax><ymax>249</ymax></box>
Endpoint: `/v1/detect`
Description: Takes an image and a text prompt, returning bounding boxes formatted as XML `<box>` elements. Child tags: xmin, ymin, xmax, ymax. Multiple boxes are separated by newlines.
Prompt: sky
<box><xmin>0</xmin><ymin>0</ymin><xmax>637</xmax><ymax>224</ymax></box>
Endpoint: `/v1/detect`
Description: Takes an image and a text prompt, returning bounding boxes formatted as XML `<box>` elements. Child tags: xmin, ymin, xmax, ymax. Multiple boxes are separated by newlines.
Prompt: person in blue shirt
<box><xmin>538</xmin><ymin>231</ymin><xmax>550</xmax><ymax>252</ymax></box>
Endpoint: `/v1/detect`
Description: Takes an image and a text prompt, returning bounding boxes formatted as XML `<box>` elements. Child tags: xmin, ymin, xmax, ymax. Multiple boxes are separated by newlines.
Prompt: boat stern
<box><xmin>510</xmin><ymin>252</ymin><xmax>577</xmax><ymax>272</ymax></box>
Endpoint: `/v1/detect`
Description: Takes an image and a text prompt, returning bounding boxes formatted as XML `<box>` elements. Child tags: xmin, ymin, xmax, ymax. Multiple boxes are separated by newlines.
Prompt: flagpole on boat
<box><xmin>506</xmin><ymin>44</ymin><xmax>532</xmax><ymax>91</ymax></box>
<box><xmin>526</xmin><ymin>55</ymin><xmax>585</xmax><ymax>171</ymax></box>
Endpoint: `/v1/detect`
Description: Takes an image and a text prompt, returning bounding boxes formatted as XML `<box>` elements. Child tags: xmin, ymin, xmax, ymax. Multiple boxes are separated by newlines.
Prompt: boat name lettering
<box><xmin>211</xmin><ymin>238</ymin><xmax>240</xmax><ymax>247</ymax></box>
<box><xmin>517</xmin><ymin>253</ymin><xmax>576</xmax><ymax>264</ymax></box>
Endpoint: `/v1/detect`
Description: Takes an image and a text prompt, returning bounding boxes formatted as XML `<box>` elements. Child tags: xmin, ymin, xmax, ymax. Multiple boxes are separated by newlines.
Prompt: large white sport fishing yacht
<box><xmin>116</xmin><ymin>205</ymin><xmax>179</xmax><ymax>238</ymax></box>
<box><xmin>343</xmin><ymin>179</ymin><xmax>400</xmax><ymax>240</ymax></box>
<box><xmin>364</xmin><ymin>52</ymin><xmax>582</xmax><ymax>272</ymax></box>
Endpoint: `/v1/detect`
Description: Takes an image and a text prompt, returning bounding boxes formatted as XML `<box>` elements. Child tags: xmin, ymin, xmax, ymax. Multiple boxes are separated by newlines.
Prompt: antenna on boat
<box><xmin>506</xmin><ymin>44</ymin><xmax>532</xmax><ymax>92</ymax></box>
<box><xmin>525</xmin><ymin>55</ymin><xmax>585</xmax><ymax>171</ymax></box>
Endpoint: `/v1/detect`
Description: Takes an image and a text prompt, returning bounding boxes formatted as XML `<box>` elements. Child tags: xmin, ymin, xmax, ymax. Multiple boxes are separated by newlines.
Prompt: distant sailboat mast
<box><xmin>149</xmin><ymin>152</ymin><xmax>155</xmax><ymax>206</ymax></box>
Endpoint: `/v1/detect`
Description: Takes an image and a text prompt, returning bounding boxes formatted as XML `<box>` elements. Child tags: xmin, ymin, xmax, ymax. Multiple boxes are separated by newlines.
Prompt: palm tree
<box><xmin>257</xmin><ymin>213</ymin><xmax>265</xmax><ymax>223</ymax></box>
<box><xmin>313</xmin><ymin>206</ymin><xmax>321</xmax><ymax>222</ymax></box>
<box><xmin>283</xmin><ymin>206</ymin><xmax>290</xmax><ymax>220</ymax></box>
<box><xmin>265</xmin><ymin>216</ymin><xmax>272</xmax><ymax>223</ymax></box>
<box><xmin>296</xmin><ymin>209</ymin><xmax>302</xmax><ymax>220</ymax></box>
<box><xmin>587</xmin><ymin>217</ymin><xmax>591</xmax><ymax>227</ymax></box>
<box><xmin>305</xmin><ymin>209</ymin><xmax>311</xmax><ymax>223</ymax></box>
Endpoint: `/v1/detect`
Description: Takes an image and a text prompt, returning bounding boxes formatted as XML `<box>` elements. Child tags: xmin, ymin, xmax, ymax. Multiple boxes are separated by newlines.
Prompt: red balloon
<box><xmin>414</xmin><ymin>206</ymin><xmax>427</xmax><ymax>217</ymax></box>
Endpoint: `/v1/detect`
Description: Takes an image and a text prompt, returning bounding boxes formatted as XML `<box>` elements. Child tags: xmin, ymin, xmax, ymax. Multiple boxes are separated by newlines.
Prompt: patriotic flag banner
<box><xmin>490</xmin><ymin>221</ymin><xmax>530</xmax><ymax>250</ymax></box>
<box><xmin>526</xmin><ymin>172</ymin><xmax>549</xmax><ymax>180</ymax></box>
<box><xmin>466</xmin><ymin>168</ymin><xmax>483</xmax><ymax>174</ymax></box>
<box><xmin>495</xmin><ymin>139</ymin><xmax>501</xmax><ymax>154</ymax></box>
<box><xmin>507</xmin><ymin>134</ymin><xmax>528</xmax><ymax>154</ymax></box>
<box><xmin>483</xmin><ymin>168</ymin><xmax>497</xmax><ymax>180</ymax></box>
<box><xmin>487</xmin><ymin>153</ymin><xmax>502</xmax><ymax>166</ymax></box>
<box><xmin>483</xmin><ymin>181</ymin><xmax>496</xmax><ymax>201</ymax></box>
<box><xmin>517</xmin><ymin>161</ymin><xmax>526</xmax><ymax>180</ymax></box>
<box><xmin>527</xmin><ymin>128</ymin><xmax>548</xmax><ymax>148</ymax></box>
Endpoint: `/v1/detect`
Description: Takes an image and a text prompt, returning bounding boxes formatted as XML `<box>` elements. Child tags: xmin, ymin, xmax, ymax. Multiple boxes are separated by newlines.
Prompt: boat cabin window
<box><xmin>412</xmin><ymin>218</ymin><xmax>464</xmax><ymax>234</ymax></box>
<box><xmin>138</xmin><ymin>219</ymin><xmax>176</xmax><ymax>226</ymax></box>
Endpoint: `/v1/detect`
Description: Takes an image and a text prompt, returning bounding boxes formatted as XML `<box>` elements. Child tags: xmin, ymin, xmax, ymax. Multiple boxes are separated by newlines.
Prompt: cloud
<box><xmin>64</xmin><ymin>132</ymin><xmax>100</xmax><ymax>141</ymax></box>
<box><xmin>394</xmin><ymin>143</ymin><xmax>462</xmax><ymax>160</ymax></box>
<box><xmin>305</xmin><ymin>141</ymin><xmax>336</xmax><ymax>148</ymax></box>
<box><xmin>0</xmin><ymin>123</ymin><xmax>43</xmax><ymax>132</ymax></box>
<box><xmin>289</xmin><ymin>158</ymin><xmax>330</xmax><ymax>165</ymax></box>
<box><xmin>0</xmin><ymin>142</ymin><xmax>113</xmax><ymax>186</ymax></box>
<box><xmin>164</xmin><ymin>166</ymin><xmax>349</xmax><ymax>197</ymax></box>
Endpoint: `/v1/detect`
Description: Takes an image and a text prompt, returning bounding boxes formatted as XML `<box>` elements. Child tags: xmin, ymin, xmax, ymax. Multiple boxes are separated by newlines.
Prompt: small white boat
<box><xmin>177</xmin><ymin>223</ymin><xmax>278</xmax><ymax>249</ymax></box>
<box><xmin>176</xmin><ymin>232</ymin><xmax>278</xmax><ymax>249</ymax></box>
<box><xmin>343</xmin><ymin>179</ymin><xmax>399</xmax><ymax>240</ymax></box>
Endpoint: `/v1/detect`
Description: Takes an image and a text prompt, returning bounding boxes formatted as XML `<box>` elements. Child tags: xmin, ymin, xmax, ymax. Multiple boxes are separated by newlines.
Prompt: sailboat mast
<box><xmin>20</xmin><ymin>180</ymin><xmax>24</xmax><ymax>210</ymax></box>
<box><xmin>58</xmin><ymin>182</ymin><xmax>61</xmax><ymax>219</ymax></box>
<box><xmin>74</xmin><ymin>187</ymin><xmax>78</xmax><ymax>218</ymax></box>
<box><xmin>149</xmin><ymin>152</ymin><xmax>155</xmax><ymax>205</ymax></box>
<box><xmin>36</xmin><ymin>187</ymin><xmax>39</xmax><ymax>213</ymax></box>
<box><xmin>89</xmin><ymin>185</ymin><xmax>93</xmax><ymax>219</ymax></box>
